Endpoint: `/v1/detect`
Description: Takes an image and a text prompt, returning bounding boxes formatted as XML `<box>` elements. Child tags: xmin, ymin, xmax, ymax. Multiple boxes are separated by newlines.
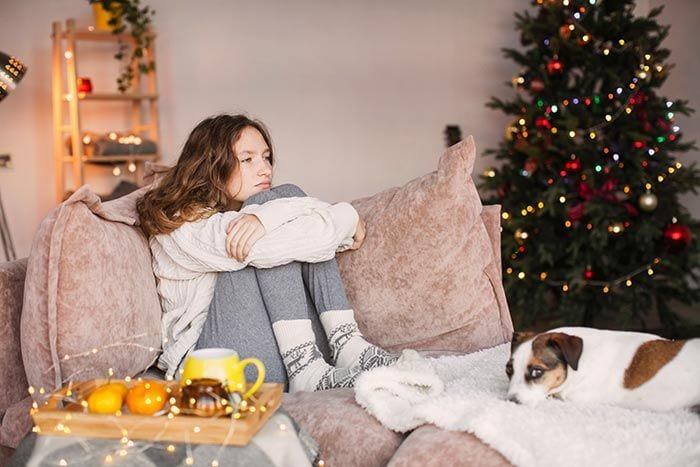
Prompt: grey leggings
<box><xmin>195</xmin><ymin>184</ymin><xmax>351</xmax><ymax>386</ymax></box>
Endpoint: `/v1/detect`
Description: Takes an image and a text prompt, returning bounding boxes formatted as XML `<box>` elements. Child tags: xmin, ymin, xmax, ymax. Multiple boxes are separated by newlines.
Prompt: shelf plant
<box><xmin>90</xmin><ymin>0</ymin><xmax>156</xmax><ymax>93</ymax></box>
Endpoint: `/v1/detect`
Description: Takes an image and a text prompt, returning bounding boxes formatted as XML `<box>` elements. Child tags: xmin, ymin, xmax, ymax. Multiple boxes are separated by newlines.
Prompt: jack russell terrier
<box><xmin>505</xmin><ymin>327</ymin><xmax>700</xmax><ymax>412</ymax></box>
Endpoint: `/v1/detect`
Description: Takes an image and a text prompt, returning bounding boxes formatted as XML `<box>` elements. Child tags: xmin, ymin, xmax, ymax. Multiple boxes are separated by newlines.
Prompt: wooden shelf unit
<box><xmin>51</xmin><ymin>18</ymin><xmax>160</xmax><ymax>202</ymax></box>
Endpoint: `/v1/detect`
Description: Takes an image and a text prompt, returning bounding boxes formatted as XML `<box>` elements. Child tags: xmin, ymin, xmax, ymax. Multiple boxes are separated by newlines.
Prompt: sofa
<box><xmin>0</xmin><ymin>137</ymin><xmax>515</xmax><ymax>466</ymax></box>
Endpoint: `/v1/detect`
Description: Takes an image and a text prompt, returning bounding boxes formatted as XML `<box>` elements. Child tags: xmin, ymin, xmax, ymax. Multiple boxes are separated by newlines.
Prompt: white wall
<box><xmin>649</xmin><ymin>1</ymin><xmax>700</xmax><ymax>218</ymax></box>
<box><xmin>0</xmin><ymin>0</ymin><xmax>698</xmax><ymax>259</ymax></box>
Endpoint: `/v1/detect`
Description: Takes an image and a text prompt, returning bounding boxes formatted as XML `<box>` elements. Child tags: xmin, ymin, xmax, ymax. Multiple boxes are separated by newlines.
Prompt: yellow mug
<box><xmin>181</xmin><ymin>348</ymin><xmax>265</xmax><ymax>400</ymax></box>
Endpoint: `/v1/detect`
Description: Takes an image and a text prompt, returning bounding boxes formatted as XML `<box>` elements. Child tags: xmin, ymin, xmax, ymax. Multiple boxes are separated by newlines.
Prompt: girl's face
<box><xmin>228</xmin><ymin>126</ymin><xmax>273</xmax><ymax>202</ymax></box>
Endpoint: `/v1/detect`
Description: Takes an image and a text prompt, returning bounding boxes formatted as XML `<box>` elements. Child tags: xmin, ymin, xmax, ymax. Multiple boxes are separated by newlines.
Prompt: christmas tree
<box><xmin>480</xmin><ymin>0</ymin><xmax>700</xmax><ymax>332</ymax></box>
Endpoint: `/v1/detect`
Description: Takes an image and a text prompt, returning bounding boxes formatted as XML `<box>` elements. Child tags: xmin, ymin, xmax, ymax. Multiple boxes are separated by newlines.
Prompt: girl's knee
<box><xmin>243</xmin><ymin>189</ymin><xmax>280</xmax><ymax>207</ymax></box>
<box><xmin>272</xmin><ymin>184</ymin><xmax>306</xmax><ymax>198</ymax></box>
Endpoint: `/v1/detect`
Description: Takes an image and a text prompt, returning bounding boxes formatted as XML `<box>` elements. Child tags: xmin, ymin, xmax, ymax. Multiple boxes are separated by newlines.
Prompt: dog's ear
<box><xmin>511</xmin><ymin>331</ymin><xmax>536</xmax><ymax>353</ymax></box>
<box><xmin>547</xmin><ymin>333</ymin><xmax>584</xmax><ymax>371</ymax></box>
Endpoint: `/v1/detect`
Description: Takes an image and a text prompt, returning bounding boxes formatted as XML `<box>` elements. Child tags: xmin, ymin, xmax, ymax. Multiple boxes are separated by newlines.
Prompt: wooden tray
<box><xmin>32</xmin><ymin>379</ymin><xmax>283</xmax><ymax>446</ymax></box>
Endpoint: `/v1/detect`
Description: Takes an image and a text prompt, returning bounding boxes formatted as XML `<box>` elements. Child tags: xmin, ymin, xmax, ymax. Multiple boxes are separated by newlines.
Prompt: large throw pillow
<box><xmin>336</xmin><ymin>136</ymin><xmax>512</xmax><ymax>353</ymax></box>
<box><xmin>21</xmin><ymin>185</ymin><xmax>161</xmax><ymax>393</ymax></box>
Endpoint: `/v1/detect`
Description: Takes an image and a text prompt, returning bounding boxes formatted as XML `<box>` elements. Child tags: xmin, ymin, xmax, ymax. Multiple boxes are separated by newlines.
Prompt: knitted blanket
<box><xmin>354</xmin><ymin>345</ymin><xmax>700</xmax><ymax>467</ymax></box>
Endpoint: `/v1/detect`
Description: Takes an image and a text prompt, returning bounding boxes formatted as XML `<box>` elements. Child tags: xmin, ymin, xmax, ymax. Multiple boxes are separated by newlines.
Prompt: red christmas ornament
<box><xmin>655</xmin><ymin>118</ymin><xmax>671</xmax><ymax>132</ymax></box>
<box><xmin>514</xmin><ymin>138</ymin><xmax>529</xmax><ymax>151</ymax></box>
<box><xmin>497</xmin><ymin>184</ymin><xmax>510</xmax><ymax>200</ymax></box>
<box><xmin>565</xmin><ymin>159</ymin><xmax>581</xmax><ymax>171</ymax></box>
<box><xmin>524</xmin><ymin>158</ymin><xmax>538</xmax><ymax>174</ymax></box>
<box><xmin>559</xmin><ymin>24</ymin><xmax>572</xmax><ymax>40</ymax></box>
<box><xmin>535</xmin><ymin>116</ymin><xmax>552</xmax><ymax>129</ymax></box>
<box><xmin>568</xmin><ymin>203</ymin><xmax>585</xmax><ymax>222</ymax></box>
<box><xmin>529</xmin><ymin>77</ymin><xmax>545</xmax><ymax>93</ymax></box>
<box><xmin>634</xmin><ymin>91</ymin><xmax>648</xmax><ymax>103</ymax></box>
<box><xmin>583</xmin><ymin>267</ymin><xmax>595</xmax><ymax>280</ymax></box>
<box><xmin>663</xmin><ymin>223</ymin><xmax>692</xmax><ymax>252</ymax></box>
<box><xmin>547</xmin><ymin>58</ymin><xmax>565</xmax><ymax>75</ymax></box>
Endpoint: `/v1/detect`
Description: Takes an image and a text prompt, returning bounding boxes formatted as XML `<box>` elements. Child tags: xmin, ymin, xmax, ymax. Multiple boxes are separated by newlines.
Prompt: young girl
<box><xmin>137</xmin><ymin>114</ymin><xmax>396</xmax><ymax>392</ymax></box>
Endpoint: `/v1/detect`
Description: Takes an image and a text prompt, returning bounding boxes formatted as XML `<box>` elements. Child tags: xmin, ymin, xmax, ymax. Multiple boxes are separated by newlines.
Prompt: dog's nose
<box><xmin>508</xmin><ymin>395</ymin><xmax>520</xmax><ymax>404</ymax></box>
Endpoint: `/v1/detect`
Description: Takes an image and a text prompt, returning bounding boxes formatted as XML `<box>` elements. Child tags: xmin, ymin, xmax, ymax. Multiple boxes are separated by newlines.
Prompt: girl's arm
<box><xmin>155</xmin><ymin>197</ymin><xmax>358</xmax><ymax>273</ymax></box>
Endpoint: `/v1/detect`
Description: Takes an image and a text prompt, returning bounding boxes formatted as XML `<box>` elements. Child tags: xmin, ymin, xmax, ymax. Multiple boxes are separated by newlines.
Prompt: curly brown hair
<box><xmin>137</xmin><ymin>114</ymin><xmax>274</xmax><ymax>237</ymax></box>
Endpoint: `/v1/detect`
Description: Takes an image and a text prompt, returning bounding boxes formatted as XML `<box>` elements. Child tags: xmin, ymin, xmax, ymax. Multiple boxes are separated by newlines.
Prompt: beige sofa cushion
<box><xmin>21</xmin><ymin>186</ymin><xmax>161</xmax><ymax>393</ymax></box>
<box><xmin>337</xmin><ymin>137</ymin><xmax>512</xmax><ymax>353</ymax></box>
<box><xmin>0</xmin><ymin>259</ymin><xmax>28</xmax><ymax>418</ymax></box>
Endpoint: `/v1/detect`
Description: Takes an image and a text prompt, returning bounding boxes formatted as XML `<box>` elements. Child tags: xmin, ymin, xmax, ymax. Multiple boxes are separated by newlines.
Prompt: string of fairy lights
<box><xmin>488</xmin><ymin>0</ymin><xmax>688</xmax><ymax>293</ymax></box>
<box><xmin>27</xmin><ymin>337</ymin><xmax>325</xmax><ymax>466</ymax></box>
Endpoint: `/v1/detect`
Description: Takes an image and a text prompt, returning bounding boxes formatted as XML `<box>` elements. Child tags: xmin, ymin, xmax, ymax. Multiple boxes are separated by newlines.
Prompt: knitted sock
<box><xmin>320</xmin><ymin>309</ymin><xmax>399</xmax><ymax>370</ymax></box>
<box><xmin>272</xmin><ymin>319</ymin><xmax>362</xmax><ymax>393</ymax></box>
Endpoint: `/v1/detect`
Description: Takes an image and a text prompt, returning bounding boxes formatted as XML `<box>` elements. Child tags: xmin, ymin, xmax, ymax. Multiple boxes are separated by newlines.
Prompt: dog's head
<box><xmin>506</xmin><ymin>331</ymin><xmax>584</xmax><ymax>405</ymax></box>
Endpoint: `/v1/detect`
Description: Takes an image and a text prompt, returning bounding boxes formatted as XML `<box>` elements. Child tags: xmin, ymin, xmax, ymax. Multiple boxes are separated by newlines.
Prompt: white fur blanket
<box><xmin>355</xmin><ymin>345</ymin><xmax>700</xmax><ymax>467</ymax></box>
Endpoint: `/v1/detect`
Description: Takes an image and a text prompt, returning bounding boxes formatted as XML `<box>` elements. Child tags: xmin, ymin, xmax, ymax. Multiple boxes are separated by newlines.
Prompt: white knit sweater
<box><xmin>149</xmin><ymin>196</ymin><xmax>359</xmax><ymax>377</ymax></box>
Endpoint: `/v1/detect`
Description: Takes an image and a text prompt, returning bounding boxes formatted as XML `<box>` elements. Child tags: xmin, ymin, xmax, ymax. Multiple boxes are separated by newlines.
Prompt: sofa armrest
<box><xmin>0</xmin><ymin>258</ymin><xmax>29</xmax><ymax>415</ymax></box>
<box><xmin>0</xmin><ymin>258</ymin><xmax>32</xmax><ymax>450</ymax></box>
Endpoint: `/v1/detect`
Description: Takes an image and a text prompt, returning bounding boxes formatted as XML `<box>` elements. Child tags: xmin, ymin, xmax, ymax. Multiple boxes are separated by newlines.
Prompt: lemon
<box><xmin>87</xmin><ymin>383</ymin><xmax>126</xmax><ymax>414</ymax></box>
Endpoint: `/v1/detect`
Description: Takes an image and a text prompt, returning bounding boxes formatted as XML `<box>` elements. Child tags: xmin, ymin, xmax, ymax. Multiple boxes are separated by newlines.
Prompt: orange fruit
<box><xmin>125</xmin><ymin>380</ymin><xmax>167</xmax><ymax>415</ymax></box>
<box><xmin>87</xmin><ymin>383</ymin><xmax>127</xmax><ymax>414</ymax></box>
<box><xmin>104</xmin><ymin>382</ymin><xmax>129</xmax><ymax>398</ymax></box>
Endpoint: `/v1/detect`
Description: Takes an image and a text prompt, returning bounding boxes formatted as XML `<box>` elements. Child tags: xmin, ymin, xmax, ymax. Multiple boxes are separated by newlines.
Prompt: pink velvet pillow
<box><xmin>21</xmin><ymin>186</ymin><xmax>161</xmax><ymax>393</ymax></box>
<box><xmin>337</xmin><ymin>137</ymin><xmax>512</xmax><ymax>353</ymax></box>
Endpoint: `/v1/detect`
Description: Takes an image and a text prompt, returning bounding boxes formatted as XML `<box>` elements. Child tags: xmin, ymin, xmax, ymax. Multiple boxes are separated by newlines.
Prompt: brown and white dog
<box><xmin>505</xmin><ymin>327</ymin><xmax>700</xmax><ymax>411</ymax></box>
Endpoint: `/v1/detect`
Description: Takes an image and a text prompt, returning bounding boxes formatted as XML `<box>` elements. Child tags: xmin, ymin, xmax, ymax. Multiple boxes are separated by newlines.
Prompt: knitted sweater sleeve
<box><xmin>155</xmin><ymin>197</ymin><xmax>358</xmax><ymax>273</ymax></box>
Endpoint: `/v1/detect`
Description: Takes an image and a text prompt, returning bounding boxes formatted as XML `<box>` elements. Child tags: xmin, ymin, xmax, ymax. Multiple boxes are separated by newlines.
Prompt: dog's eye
<box><xmin>529</xmin><ymin>367</ymin><xmax>544</xmax><ymax>379</ymax></box>
<box><xmin>505</xmin><ymin>362</ymin><xmax>513</xmax><ymax>379</ymax></box>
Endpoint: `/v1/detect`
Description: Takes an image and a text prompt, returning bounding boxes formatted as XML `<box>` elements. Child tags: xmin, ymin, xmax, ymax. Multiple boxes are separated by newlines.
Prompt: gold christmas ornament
<box><xmin>505</xmin><ymin>119</ymin><xmax>520</xmax><ymax>141</ymax></box>
<box><xmin>514</xmin><ymin>228</ymin><xmax>529</xmax><ymax>244</ymax></box>
<box><xmin>638</xmin><ymin>191</ymin><xmax>658</xmax><ymax>211</ymax></box>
